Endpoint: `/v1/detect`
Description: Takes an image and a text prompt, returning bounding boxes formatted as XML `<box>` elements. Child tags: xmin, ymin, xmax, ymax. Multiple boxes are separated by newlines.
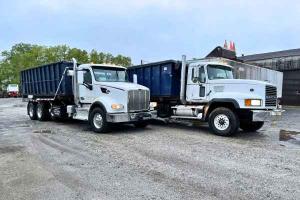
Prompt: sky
<box><xmin>1</xmin><ymin>0</ymin><xmax>300</xmax><ymax>64</ymax></box>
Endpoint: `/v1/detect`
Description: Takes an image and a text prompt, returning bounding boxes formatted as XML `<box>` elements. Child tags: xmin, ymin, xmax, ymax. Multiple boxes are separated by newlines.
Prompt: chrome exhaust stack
<box><xmin>72</xmin><ymin>58</ymin><xmax>79</xmax><ymax>106</ymax></box>
<box><xmin>180</xmin><ymin>55</ymin><xmax>187</xmax><ymax>104</ymax></box>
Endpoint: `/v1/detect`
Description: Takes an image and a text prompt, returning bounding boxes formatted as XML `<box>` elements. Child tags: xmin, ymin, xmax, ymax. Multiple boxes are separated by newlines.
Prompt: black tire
<box><xmin>89</xmin><ymin>108</ymin><xmax>110</xmax><ymax>133</ymax></box>
<box><xmin>240</xmin><ymin>121</ymin><xmax>264</xmax><ymax>132</ymax></box>
<box><xmin>36</xmin><ymin>102</ymin><xmax>50</xmax><ymax>121</ymax></box>
<box><xmin>134</xmin><ymin>121</ymin><xmax>149</xmax><ymax>128</ymax></box>
<box><xmin>27</xmin><ymin>102</ymin><xmax>37</xmax><ymax>120</ymax></box>
<box><xmin>157</xmin><ymin>104</ymin><xmax>172</xmax><ymax>118</ymax></box>
<box><xmin>208</xmin><ymin>107</ymin><xmax>239</xmax><ymax>136</ymax></box>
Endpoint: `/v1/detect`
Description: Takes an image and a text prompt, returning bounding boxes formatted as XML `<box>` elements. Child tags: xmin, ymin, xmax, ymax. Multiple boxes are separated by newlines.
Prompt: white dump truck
<box><xmin>21</xmin><ymin>59</ymin><xmax>157</xmax><ymax>133</ymax></box>
<box><xmin>128</xmin><ymin>56</ymin><xmax>283</xmax><ymax>136</ymax></box>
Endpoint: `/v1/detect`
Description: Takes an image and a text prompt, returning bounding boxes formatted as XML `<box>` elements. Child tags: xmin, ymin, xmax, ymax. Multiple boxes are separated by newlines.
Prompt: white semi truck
<box><xmin>128</xmin><ymin>56</ymin><xmax>283</xmax><ymax>136</ymax></box>
<box><xmin>21</xmin><ymin>59</ymin><xmax>157</xmax><ymax>133</ymax></box>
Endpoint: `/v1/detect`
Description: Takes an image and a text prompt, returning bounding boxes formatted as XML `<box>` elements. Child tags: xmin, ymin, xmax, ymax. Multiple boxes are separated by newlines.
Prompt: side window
<box><xmin>199</xmin><ymin>66</ymin><xmax>206</xmax><ymax>83</ymax></box>
<box><xmin>83</xmin><ymin>70</ymin><xmax>92</xmax><ymax>84</ymax></box>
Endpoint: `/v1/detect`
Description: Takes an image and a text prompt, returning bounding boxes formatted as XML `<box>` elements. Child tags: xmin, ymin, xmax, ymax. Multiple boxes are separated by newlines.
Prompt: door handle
<box><xmin>206</xmin><ymin>90</ymin><xmax>212</xmax><ymax>96</ymax></box>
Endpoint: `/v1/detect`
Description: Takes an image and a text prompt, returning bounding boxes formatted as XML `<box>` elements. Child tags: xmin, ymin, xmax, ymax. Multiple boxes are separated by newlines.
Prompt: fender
<box><xmin>203</xmin><ymin>98</ymin><xmax>240</xmax><ymax>121</ymax></box>
<box><xmin>89</xmin><ymin>101</ymin><xmax>107</xmax><ymax>114</ymax></box>
<box><xmin>208</xmin><ymin>98</ymin><xmax>240</xmax><ymax>109</ymax></box>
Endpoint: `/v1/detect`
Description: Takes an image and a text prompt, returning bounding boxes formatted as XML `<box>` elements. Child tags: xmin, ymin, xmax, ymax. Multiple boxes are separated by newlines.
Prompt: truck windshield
<box><xmin>207</xmin><ymin>65</ymin><xmax>233</xmax><ymax>80</ymax></box>
<box><xmin>93</xmin><ymin>67</ymin><xmax>128</xmax><ymax>82</ymax></box>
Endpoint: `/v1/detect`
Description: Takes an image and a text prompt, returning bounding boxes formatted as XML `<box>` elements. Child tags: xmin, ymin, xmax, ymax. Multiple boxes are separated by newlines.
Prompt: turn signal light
<box><xmin>111</xmin><ymin>104</ymin><xmax>124</xmax><ymax>110</ymax></box>
<box><xmin>245</xmin><ymin>99</ymin><xmax>262</xmax><ymax>107</ymax></box>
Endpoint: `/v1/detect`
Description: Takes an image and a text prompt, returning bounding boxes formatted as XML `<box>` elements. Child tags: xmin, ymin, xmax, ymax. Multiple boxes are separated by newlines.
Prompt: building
<box><xmin>240</xmin><ymin>49</ymin><xmax>300</xmax><ymax>106</ymax></box>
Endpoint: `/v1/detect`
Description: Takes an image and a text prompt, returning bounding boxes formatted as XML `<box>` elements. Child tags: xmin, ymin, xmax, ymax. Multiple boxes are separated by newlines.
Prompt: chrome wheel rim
<box><xmin>93</xmin><ymin>113</ymin><xmax>103</xmax><ymax>129</ymax></box>
<box><xmin>37</xmin><ymin>106</ymin><xmax>42</xmax><ymax>119</ymax></box>
<box><xmin>214</xmin><ymin>114</ymin><xmax>230</xmax><ymax>131</ymax></box>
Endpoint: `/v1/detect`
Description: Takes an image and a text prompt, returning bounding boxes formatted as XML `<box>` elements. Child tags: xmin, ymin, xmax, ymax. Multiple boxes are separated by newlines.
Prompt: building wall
<box><xmin>245</xmin><ymin>56</ymin><xmax>300</xmax><ymax>71</ymax></box>
<box><xmin>244</xmin><ymin>56</ymin><xmax>300</xmax><ymax>106</ymax></box>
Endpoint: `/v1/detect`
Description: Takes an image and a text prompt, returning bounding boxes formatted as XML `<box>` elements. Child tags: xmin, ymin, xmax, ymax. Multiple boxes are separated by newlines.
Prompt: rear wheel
<box><xmin>208</xmin><ymin>107</ymin><xmax>239</xmax><ymax>136</ymax></box>
<box><xmin>27</xmin><ymin>102</ymin><xmax>37</xmax><ymax>120</ymax></box>
<box><xmin>240</xmin><ymin>121</ymin><xmax>264</xmax><ymax>132</ymax></box>
<box><xmin>36</xmin><ymin>102</ymin><xmax>50</xmax><ymax>121</ymax></box>
<box><xmin>89</xmin><ymin>108</ymin><xmax>110</xmax><ymax>133</ymax></box>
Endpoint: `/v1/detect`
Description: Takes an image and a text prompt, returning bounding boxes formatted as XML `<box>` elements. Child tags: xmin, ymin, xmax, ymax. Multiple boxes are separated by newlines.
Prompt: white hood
<box><xmin>209</xmin><ymin>79</ymin><xmax>276</xmax><ymax>87</ymax></box>
<box><xmin>98</xmin><ymin>82</ymin><xmax>149</xmax><ymax>91</ymax></box>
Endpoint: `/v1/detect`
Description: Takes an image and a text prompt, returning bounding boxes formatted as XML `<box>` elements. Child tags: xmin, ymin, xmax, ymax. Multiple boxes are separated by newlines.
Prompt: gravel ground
<box><xmin>0</xmin><ymin>98</ymin><xmax>299</xmax><ymax>200</ymax></box>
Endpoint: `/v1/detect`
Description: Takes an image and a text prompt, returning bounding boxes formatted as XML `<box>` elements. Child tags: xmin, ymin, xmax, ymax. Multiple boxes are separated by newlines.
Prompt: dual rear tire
<box><xmin>27</xmin><ymin>102</ymin><xmax>50</xmax><ymax>121</ymax></box>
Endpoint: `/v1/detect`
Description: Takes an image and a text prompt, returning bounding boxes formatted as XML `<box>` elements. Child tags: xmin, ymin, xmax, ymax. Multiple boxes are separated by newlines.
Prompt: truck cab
<box><xmin>186</xmin><ymin>62</ymin><xmax>277</xmax><ymax>109</ymax></box>
<box><xmin>68</xmin><ymin>63</ymin><xmax>155</xmax><ymax>132</ymax></box>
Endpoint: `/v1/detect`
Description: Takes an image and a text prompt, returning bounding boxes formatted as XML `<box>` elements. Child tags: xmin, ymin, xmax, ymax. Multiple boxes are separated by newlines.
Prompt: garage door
<box><xmin>282</xmin><ymin>70</ymin><xmax>300</xmax><ymax>106</ymax></box>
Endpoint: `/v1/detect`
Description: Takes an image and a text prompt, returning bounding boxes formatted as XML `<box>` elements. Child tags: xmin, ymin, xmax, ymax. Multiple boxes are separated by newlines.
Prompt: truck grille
<box><xmin>265</xmin><ymin>85</ymin><xmax>277</xmax><ymax>107</ymax></box>
<box><xmin>128</xmin><ymin>90</ymin><xmax>150</xmax><ymax>112</ymax></box>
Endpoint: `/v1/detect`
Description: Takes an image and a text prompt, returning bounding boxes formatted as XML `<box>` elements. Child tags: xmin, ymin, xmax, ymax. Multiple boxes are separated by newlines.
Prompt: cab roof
<box><xmin>79</xmin><ymin>63</ymin><xmax>126</xmax><ymax>69</ymax></box>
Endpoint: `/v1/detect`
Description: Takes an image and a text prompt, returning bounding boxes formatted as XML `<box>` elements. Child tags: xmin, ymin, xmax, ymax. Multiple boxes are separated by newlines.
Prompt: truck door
<box><xmin>186</xmin><ymin>65</ymin><xmax>208</xmax><ymax>102</ymax></box>
<box><xmin>79</xmin><ymin>69</ymin><xmax>95</xmax><ymax>103</ymax></box>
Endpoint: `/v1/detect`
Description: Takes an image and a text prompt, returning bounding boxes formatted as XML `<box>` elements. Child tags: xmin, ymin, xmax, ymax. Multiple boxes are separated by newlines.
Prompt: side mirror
<box><xmin>199</xmin><ymin>76</ymin><xmax>206</xmax><ymax>83</ymax></box>
<box><xmin>77</xmin><ymin>71</ymin><xmax>84</xmax><ymax>84</ymax></box>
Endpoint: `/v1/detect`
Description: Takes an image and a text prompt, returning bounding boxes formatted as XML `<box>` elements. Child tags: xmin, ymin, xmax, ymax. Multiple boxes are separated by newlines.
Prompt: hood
<box><xmin>209</xmin><ymin>79</ymin><xmax>275</xmax><ymax>86</ymax></box>
<box><xmin>97</xmin><ymin>82</ymin><xmax>149</xmax><ymax>91</ymax></box>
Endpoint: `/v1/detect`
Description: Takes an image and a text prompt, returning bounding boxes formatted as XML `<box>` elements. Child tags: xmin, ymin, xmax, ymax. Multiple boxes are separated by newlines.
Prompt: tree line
<box><xmin>0</xmin><ymin>43</ymin><xmax>132</xmax><ymax>89</ymax></box>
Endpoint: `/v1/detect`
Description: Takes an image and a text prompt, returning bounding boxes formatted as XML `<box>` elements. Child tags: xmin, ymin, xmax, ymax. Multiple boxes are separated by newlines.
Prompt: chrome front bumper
<box><xmin>106</xmin><ymin>110</ymin><xmax>157</xmax><ymax>123</ymax></box>
<box><xmin>252</xmin><ymin>109</ymin><xmax>283</xmax><ymax>122</ymax></box>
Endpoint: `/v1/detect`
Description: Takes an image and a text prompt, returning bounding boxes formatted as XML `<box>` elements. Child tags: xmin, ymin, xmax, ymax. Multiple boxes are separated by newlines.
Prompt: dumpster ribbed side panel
<box><xmin>128</xmin><ymin>60</ymin><xmax>181</xmax><ymax>99</ymax></box>
<box><xmin>21</xmin><ymin>61</ymin><xmax>74</xmax><ymax>98</ymax></box>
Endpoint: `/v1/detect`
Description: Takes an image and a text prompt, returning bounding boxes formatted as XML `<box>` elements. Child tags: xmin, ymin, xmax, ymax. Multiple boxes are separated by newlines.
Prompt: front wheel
<box><xmin>208</xmin><ymin>107</ymin><xmax>239</xmax><ymax>136</ymax></box>
<box><xmin>89</xmin><ymin>108</ymin><xmax>110</xmax><ymax>133</ymax></box>
<box><xmin>240</xmin><ymin>121</ymin><xmax>264</xmax><ymax>132</ymax></box>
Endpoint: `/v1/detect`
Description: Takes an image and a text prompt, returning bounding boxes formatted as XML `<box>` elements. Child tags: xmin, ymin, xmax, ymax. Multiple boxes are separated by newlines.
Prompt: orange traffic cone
<box><xmin>232</xmin><ymin>42</ymin><xmax>236</xmax><ymax>52</ymax></box>
<box><xmin>229</xmin><ymin>41</ymin><xmax>233</xmax><ymax>51</ymax></box>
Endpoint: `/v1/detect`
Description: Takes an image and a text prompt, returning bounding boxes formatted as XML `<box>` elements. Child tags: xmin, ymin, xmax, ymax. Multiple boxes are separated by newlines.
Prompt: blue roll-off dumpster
<box><xmin>21</xmin><ymin>61</ymin><xmax>74</xmax><ymax>99</ymax></box>
<box><xmin>127</xmin><ymin>60</ymin><xmax>182</xmax><ymax>102</ymax></box>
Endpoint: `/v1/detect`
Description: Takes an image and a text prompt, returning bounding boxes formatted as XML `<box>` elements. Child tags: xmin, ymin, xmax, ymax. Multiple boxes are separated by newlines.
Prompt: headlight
<box><xmin>111</xmin><ymin>104</ymin><xmax>124</xmax><ymax>110</ymax></box>
<box><xmin>245</xmin><ymin>99</ymin><xmax>262</xmax><ymax>107</ymax></box>
<box><xmin>150</xmin><ymin>102</ymin><xmax>157</xmax><ymax>108</ymax></box>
